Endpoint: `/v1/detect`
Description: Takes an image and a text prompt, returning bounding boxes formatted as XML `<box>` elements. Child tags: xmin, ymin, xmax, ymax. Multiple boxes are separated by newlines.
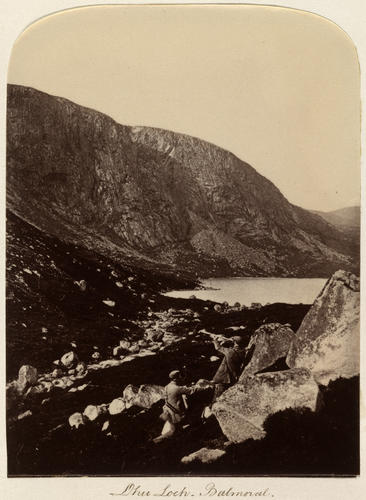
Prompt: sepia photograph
<box><xmin>4</xmin><ymin>3</ymin><xmax>361</xmax><ymax>480</ymax></box>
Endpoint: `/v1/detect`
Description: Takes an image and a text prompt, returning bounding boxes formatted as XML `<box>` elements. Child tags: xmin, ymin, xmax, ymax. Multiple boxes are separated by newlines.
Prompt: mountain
<box><xmin>7</xmin><ymin>84</ymin><xmax>359</xmax><ymax>278</ymax></box>
<box><xmin>312</xmin><ymin>207</ymin><xmax>360</xmax><ymax>239</ymax></box>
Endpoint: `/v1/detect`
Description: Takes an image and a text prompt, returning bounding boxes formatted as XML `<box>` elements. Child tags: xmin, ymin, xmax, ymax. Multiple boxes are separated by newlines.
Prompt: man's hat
<box><xmin>169</xmin><ymin>370</ymin><xmax>181</xmax><ymax>380</ymax></box>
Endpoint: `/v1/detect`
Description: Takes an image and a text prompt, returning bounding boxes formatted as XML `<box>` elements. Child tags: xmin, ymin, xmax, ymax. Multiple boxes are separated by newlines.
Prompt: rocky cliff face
<box><xmin>7</xmin><ymin>84</ymin><xmax>359</xmax><ymax>277</ymax></box>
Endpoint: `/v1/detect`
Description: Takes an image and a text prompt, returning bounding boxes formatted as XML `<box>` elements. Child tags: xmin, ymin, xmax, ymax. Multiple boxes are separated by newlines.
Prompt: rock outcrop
<box><xmin>240</xmin><ymin>323</ymin><xmax>294</xmax><ymax>377</ymax></box>
<box><xmin>212</xmin><ymin>368</ymin><xmax>319</xmax><ymax>443</ymax></box>
<box><xmin>7</xmin><ymin>84</ymin><xmax>358</xmax><ymax>278</ymax></box>
<box><xmin>181</xmin><ymin>448</ymin><xmax>226</xmax><ymax>465</ymax></box>
<box><xmin>286</xmin><ymin>270</ymin><xmax>360</xmax><ymax>385</ymax></box>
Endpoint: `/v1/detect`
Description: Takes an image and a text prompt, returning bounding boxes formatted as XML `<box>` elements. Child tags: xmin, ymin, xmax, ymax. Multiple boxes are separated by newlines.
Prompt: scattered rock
<box><xmin>69</xmin><ymin>412</ymin><xmax>85</xmax><ymax>429</ymax></box>
<box><xmin>52</xmin><ymin>368</ymin><xmax>63</xmax><ymax>378</ymax></box>
<box><xmin>74</xmin><ymin>279</ymin><xmax>87</xmax><ymax>291</ymax></box>
<box><xmin>18</xmin><ymin>365</ymin><xmax>38</xmax><ymax>392</ymax></box>
<box><xmin>75</xmin><ymin>361</ymin><xmax>87</xmax><ymax>375</ymax></box>
<box><xmin>240</xmin><ymin>323</ymin><xmax>295</xmax><ymax>377</ymax></box>
<box><xmin>146</xmin><ymin>330</ymin><xmax>164</xmax><ymax>342</ymax></box>
<box><xmin>113</xmin><ymin>345</ymin><xmax>125</xmax><ymax>357</ymax></box>
<box><xmin>109</xmin><ymin>398</ymin><xmax>126</xmax><ymax>415</ymax></box>
<box><xmin>103</xmin><ymin>299</ymin><xmax>115</xmax><ymax>307</ymax></box>
<box><xmin>119</xmin><ymin>340</ymin><xmax>131</xmax><ymax>350</ymax></box>
<box><xmin>92</xmin><ymin>352</ymin><xmax>101</xmax><ymax>361</ymax></box>
<box><xmin>53</xmin><ymin>377</ymin><xmax>74</xmax><ymax>389</ymax></box>
<box><xmin>213</xmin><ymin>368</ymin><xmax>319</xmax><ymax>443</ymax></box>
<box><xmin>39</xmin><ymin>381</ymin><xmax>53</xmax><ymax>392</ymax></box>
<box><xmin>77</xmin><ymin>383</ymin><xmax>88</xmax><ymax>391</ymax></box>
<box><xmin>61</xmin><ymin>351</ymin><xmax>78</xmax><ymax>369</ymax></box>
<box><xmin>210</xmin><ymin>356</ymin><xmax>220</xmax><ymax>362</ymax></box>
<box><xmin>102</xmin><ymin>421</ymin><xmax>110</xmax><ymax>432</ymax></box>
<box><xmin>83</xmin><ymin>405</ymin><xmax>102</xmax><ymax>422</ymax></box>
<box><xmin>286</xmin><ymin>270</ymin><xmax>360</xmax><ymax>385</ymax></box>
<box><xmin>123</xmin><ymin>384</ymin><xmax>139</xmax><ymax>408</ymax></box>
<box><xmin>202</xmin><ymin>406</ymin><xmax>214</xmax><ymax>419</ymax></box>
<box><xmin>17</xmin><ymin>410</ymin><xmax>32</xmax><ymax>420</ymax></box>
<box><xmin>181</xmin><ymin>448</ymin><xmax>226</xmax><ymax>465</ymax></box>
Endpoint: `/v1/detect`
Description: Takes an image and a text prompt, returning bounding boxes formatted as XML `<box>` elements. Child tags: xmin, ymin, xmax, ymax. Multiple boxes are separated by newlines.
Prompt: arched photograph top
<box><xmin>6</xmin><ymin>4</ymin><xmax>360</xmax><ymax>478</ymax></box>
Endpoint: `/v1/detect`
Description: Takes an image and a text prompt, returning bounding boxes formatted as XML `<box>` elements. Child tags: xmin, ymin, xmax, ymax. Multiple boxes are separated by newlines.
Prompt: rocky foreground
<box><xmin>6</xmin><ymin>269</ymin><xmax>360</xmax><ymax>476</ymax></box>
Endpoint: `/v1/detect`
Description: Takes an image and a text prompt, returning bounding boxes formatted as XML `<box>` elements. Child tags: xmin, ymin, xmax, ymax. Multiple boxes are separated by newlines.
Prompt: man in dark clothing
<box><xmin>211</xmin><ymin>335</ymin><xmax>247</xmax><ymax>400</ymax></box>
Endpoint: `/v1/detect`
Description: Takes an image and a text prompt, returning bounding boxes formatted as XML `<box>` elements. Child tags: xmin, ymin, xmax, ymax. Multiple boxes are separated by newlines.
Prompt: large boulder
<box><xmin>212</xmin><ymin>368</ymin><xmax>319</xmax><ymax>443</ymax></box>
<box><xmin>134</xmin><ymin>384</ymin><xmax>165</xmax><ymax>409</ymax></box>
<box><xmin>240</xmin><ymin>323</ymin><xmax>295</xmax><ymax>377</ymax></box>
<box><xmin>286</xmin><ymin>270</ymin><xmax>360</xmax><ymax>385</ymax></box>
<box><xmin>18</xmin><ymin>365</ymin><xmax>38</xmax><ymax>392</ymax></box>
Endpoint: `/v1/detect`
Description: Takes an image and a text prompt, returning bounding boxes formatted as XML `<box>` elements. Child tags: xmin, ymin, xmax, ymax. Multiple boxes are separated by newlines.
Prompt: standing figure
<box><xmin>211</xmin><ymin>335</ymin><xmax>247</xmax><ymax>400</ymax></box>
<box><xmin>153</xmin><ymin>370</ymin><xmax>196</xmax><ymax>443</ymax></box>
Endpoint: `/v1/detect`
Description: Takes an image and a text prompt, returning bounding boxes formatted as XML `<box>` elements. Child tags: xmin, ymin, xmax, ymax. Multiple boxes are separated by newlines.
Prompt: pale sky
<box><xmin>7</xmin><ymin>5</ymin><xmax>360</xmax><ymax>212</ymax></box>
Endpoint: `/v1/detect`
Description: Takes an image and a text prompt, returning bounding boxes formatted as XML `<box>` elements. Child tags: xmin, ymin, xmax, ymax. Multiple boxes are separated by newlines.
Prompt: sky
<box><xmin>7</xmin><ymin>4</ymin><xmax>360</xmax><ymax>212</ymax></box>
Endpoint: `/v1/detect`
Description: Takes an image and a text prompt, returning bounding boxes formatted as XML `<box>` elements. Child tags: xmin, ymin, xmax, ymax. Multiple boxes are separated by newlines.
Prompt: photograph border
<box><xmin>1</xmin><ymin>1</ymin><xmax>365</xmax><ymax>499</ymax></box>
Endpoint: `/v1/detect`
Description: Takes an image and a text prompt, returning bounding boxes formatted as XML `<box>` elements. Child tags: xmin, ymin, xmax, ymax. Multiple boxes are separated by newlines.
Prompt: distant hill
<box><xmin>312</xmin><ymin>206</ymin><xmax>360</xmax><ymax>239</ymax></box>
<box><xmin>312</xmin><ymin>206</ymin><xmax>360</xmax><ymax>228</ymax></box>
<box><xmin>7</xmin><ymin>84</ymin><xmax>359</xmax><ymax>278</ymax></box>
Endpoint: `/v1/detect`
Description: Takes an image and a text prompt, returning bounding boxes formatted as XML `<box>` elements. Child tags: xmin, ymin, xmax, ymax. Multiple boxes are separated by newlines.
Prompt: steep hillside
<box><xmin>7</xmin><ymin>84</ymin><xmax>359</xmax><ymax>277</ymax></box>
<box><xmin>6</xmin><ymin>209</ymin><xmax>195</xmax><ymax>379</ymax></box>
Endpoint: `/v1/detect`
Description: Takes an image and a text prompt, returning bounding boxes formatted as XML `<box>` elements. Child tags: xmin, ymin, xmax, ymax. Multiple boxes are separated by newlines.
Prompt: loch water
<box><xmin>164</xmin><ymin>277</ymin><xmax>327</xmax><ymax>306</ymax></box>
